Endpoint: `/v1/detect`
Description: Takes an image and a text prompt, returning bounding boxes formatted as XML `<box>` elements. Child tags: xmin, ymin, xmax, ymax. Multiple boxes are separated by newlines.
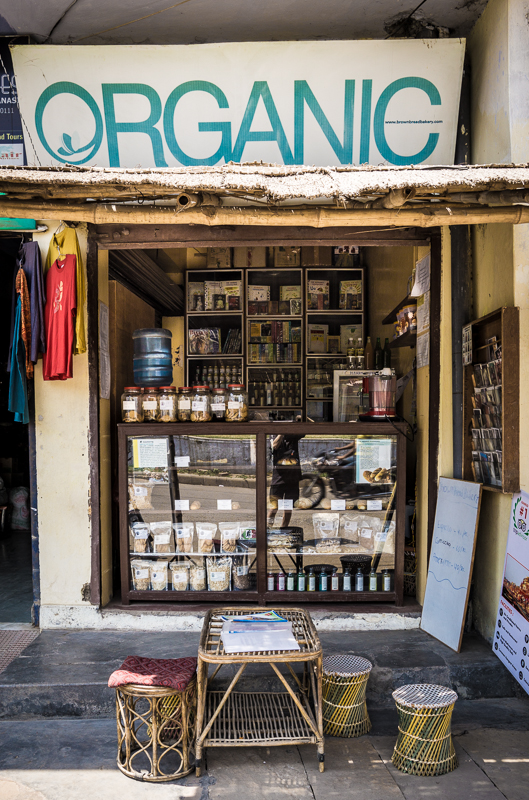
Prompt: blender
<box><xmin>360</xmin><ymin>368</ymin><xmax>397</xmax><ymax>419</ymax></box>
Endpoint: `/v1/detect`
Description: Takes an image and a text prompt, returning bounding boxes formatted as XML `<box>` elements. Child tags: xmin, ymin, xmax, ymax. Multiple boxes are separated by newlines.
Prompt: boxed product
<box><xmin>280</xmin><ymin>285</ymin><xmax>301</xmax><ymax>300</ymax></box>
<box><xmin>307</xmin><ymin>279</ymin><xmax>329</xmax><ymax>310</ymax></box>
<box><xmin>340</xmin><ymin>324</ymin><xmax>363</xmax><ymax>354</ymax></box>
<box><xmin>248</xmin><ymin>285</ymin><xmax>270</xmax><ymax>302</ymax></box>
<box><xmin>207</xmin><ymin>247</ymin><xmax>231</xmax><ymax>268</ymax></box>
<box><xmin>308</xmin><ymin>324</ymin><xmax>328</xmax><ymax>353</ymax></box>
<box><xmin>204</xmin><ymin>281</ymin><xmax>224</xmax><ymax>310</ymax></box>
<box><xmin>339</xmin><ymin>280</ymin><xmax>362</xmax><ymax>310</ymax></box>
<box><xmin>187</xmin><ymin>281</ymin><xmax>205</xmax><ymax>311</ymax></box>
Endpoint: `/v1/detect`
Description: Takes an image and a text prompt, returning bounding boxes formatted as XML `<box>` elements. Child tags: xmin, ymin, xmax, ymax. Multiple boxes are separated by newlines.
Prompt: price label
<box><xmin>217</xmin><ymin>499</ymin><xmax>232</xmax><ymax>510</ymax></box>
<box><xmin>143</xmin><ymin>401</ymin><xmax>157</xmax><ymax>410</ymax></box>
<box><xmin>178</xmin><ymin>399</ymin><xmax>191</xmax><ymax>410</ymax></box>
<box><xmin>133</xmin><ymin>530</ymin><xmax>149</xmax><ymax>539</ymax></box>
<box><xmin>360</xmin><ymin>528</ymin><xmax>373</xmax><ymax>540</ymax></box>
<box><xmin>367</xmin><ymin>499</ymin><xmax>383</xmax><ymax>511</ymax></box>
<box><xmin>122</xmin><ymin>400</ymin><xmax>136</xmax><ymax>410</ymax></box>
<box><xmin>175</xmin><ymin>456</ymin><xmax>190</xmax><ymax>467</ymax></box>
<box><xmin>175</xmin><ymin>499</ymin><xmax>190</xmax><ymax>511</ymax></box>
<box><xmin>278</xmin><ymin>499</ymin><xmax>293</xmax><ymax>510</ymax></box>
<box><xmin>160</xmin><ymin>400</ymin><xmax>173</xmax><ymax>410</ymax></box>
<box><xmin>228</xmin><ymin>401</ymin><xmax>241</xmax><ymax>409</ymax></box>
<box><xmin>237</xmin><ymin>565</ymin><xmax>249</xmax><ymax>576</ymax></box>
<box><xmin>331</xmin><ymin>499</ymin><xmax>346</xmax><ymax>510</ymax></box>
<box><xmin>192</xmin><ymin>400</ymin><xmax>206</xmax><ymax>411</ymax></box>
<box><xmin>375</xmin><ymin>530</ymin><xmax>388</xmax><ymax>542</ymax></box>
<box><xmin>154</xmin><ymin>533</ymin><xmax>170</xmax><ymax>544</ymax></box>
<box><xmin>194</xmin><ymin>569</ymin><xmax>205</xmax><ymax>580</ymax></box>
<box><xmin>211</xmin><ymin>571</ymin><xmax>225</xmax><ymax>582</ymax></box>
<box><xmin>211</xmin><ymin>402</ymin><xmax>225</xmax><ymax>411</ymax></box>
<box><xmin>133</xmin><ymin>486</ymin><xmax>148</xmax><ymax>496</ymax></box>
<box><xmin>134</xmin><ymin>568</ymin><xmax>149</xmax><ymax>579</ymax></box>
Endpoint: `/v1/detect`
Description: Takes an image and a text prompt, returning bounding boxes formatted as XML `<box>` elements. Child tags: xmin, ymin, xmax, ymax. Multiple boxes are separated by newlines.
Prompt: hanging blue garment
<box><xmin>8</xmin><ymin>295</ymin><xmax>29</xmax><ymax>424</ymax></box>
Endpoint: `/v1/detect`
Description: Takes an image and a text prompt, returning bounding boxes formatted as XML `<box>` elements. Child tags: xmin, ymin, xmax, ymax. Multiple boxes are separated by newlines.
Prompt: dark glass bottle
<box><xmin>374</xmin><ymin>337</ymin><xmax>383</xmax><ymax>370</ymax></box>
<box><xmin>383</xmin><ymin>338</ymin><xmax>392</xmax><ymax>369</ymax></box>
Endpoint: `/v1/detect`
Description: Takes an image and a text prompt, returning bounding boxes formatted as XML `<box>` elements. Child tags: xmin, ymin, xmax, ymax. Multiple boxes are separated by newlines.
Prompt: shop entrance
<box><xmin>89</xmin><ymin>225</ymin><xmax>440</xmax><ymax>609</ymax></box>
<box><xmin>0</xmin><ymin>235</ymin><xmax>35</xmax><ymax>624</ymax></box>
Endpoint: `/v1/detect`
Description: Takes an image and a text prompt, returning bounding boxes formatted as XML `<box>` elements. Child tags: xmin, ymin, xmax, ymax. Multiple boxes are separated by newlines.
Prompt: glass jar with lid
<box><xmin>225</xmin><ymin>384</ymin><xmax>248</xmax><ymax>422</ymax></box>
<box><xmin>177</xmin><ymin>387</ymin><xmax>192</xmax><ymax>422</ymax></box>
<box><xmin>142</xmin><ymin>388</ymin><xmax>160</xmax><ymax>422</ymax></box>
<box><xmin>191</xmin><ymin>386</ymin><xmax>212</xmax><ymax>422</ymax></box>
<box><xmin>211</xmin><ymin>387</ymin><xmax>227</xmax><ymax>420</ymax></box>
<box><xmin>159</xmin><ymin>386</ymin><xmax>177</xmax><ymax>422</ymax></box>
<box><xmin>121</xmin><ymin>387</ymin><xmax>143</xmax><ymax>423</ymax></box>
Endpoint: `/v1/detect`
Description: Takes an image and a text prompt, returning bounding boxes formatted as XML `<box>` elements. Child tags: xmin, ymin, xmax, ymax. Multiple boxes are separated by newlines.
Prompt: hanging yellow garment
<box><xmin>45</xmin><ymin>227</ymin><xmax>87</xmax><ymax>355</ymax></box>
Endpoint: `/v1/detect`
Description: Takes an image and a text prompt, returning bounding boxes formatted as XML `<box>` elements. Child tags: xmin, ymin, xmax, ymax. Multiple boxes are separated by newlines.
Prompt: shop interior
<box><xmin>104</xmin><ymin>240</ymin><xmax>430</xmax><ymax>606</ymax></box>
<box><xmin>0</xmin><ymin>234</ymin><xmax>33</xmax><ymax>624</ymax></box>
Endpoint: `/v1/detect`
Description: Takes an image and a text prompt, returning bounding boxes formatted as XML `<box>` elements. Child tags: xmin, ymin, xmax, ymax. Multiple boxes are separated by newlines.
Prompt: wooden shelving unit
<box><xmin>388</xmin><ymin>330</ymin><xmax>417</xmax><ymax>349</ymax></box>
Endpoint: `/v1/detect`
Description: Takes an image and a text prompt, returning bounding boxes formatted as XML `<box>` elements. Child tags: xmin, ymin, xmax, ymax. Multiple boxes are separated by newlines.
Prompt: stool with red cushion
<box><xmin>108</xmin><ymin>655</ymin><xmax>197</xmax><ymax>782</ymax></box>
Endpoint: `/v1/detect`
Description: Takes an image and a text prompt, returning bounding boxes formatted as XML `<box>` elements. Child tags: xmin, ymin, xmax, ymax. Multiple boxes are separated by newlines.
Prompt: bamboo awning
<box><xmin>2</xmin><ymin>163</ymin><xmax>529</xmax><ymax>226</ymax></box>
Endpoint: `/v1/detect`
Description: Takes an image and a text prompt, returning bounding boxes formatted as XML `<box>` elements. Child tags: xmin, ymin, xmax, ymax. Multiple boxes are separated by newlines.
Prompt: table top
<box><xmin>198</xmin><ymin>607</ymin><xmax>322</xmax><ymax>663</ymax></box>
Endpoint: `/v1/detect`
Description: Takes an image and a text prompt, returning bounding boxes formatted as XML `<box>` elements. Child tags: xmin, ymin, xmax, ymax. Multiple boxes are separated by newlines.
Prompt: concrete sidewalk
<box><xmin>1</xmin><ymin>705</ymin><xmax>529</xmax><ymax>800</ymax></box>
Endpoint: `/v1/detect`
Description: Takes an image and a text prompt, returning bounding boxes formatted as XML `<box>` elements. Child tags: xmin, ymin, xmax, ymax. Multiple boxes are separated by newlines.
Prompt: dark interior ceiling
<box><xmin>0</xmin><ymin>1</ymin><xmax>487</xmax><ymax>45</ymax></box>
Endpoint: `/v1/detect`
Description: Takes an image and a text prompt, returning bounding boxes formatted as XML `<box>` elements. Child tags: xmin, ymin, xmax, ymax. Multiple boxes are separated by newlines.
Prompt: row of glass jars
<box><xmin>121</xmin><ymin>385</ymin><xmax>248</xmax><ymax>423</ymax></box>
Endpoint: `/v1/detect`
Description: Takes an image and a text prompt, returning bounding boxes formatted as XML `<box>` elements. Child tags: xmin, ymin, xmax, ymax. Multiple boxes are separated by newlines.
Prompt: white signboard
<box><xmin>11</xmin><ymin>40</ymin><xmax>464</xmax><ymax>168</ymax></box>
<box><xmin>494</xmin><ymin>491</ymin><xmax>529</xmax><ymax>695</ymax></box>
<box><xmin>421</xmin><ymin>478</ymin><xmax>482</xmax><ymax>652</ymax></box>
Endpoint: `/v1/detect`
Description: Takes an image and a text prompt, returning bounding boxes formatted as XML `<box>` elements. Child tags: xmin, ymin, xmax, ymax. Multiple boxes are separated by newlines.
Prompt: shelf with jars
<box><xmin>119</xmin><ymin>422</ymin><xmax>406</xmax><ymax>604</ymax></box>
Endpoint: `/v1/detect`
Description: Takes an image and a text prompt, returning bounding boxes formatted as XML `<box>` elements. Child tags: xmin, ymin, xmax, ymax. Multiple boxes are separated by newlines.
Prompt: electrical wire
<box><xmin>384</xmin><ymin>0</ymin><xmax>430</xmax><ymax>39</ymax></box>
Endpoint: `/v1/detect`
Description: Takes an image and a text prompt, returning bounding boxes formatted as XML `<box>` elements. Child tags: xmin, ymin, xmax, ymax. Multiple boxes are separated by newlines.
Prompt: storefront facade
<box><xmin>1</xmin><ymin>0</ymin><xmax>527</xmax><ymax>640</ymax></box>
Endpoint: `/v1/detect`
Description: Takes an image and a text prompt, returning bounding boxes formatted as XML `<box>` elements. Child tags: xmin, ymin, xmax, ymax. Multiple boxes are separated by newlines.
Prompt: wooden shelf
<box><xmin>382</xmin><ymin>295</ymin><xmax>415</xmax><ymax>325</ymax></box>
<box><xmin>388</xmin><ymin>330</ymin><xmax>417</xmax><ymax>349</ymax></box>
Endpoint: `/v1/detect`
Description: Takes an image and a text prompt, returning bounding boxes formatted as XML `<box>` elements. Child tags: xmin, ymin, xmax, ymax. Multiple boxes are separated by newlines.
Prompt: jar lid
<box><xmin>195</xmin><ymin>385</ymin><xmax>210</xmax><ymax>390</ymax></box>
<box><xmin>159</xmin><ymin>386</ymin><xmax>176</xmax><ymax>391</ymax></box>
<box><xmin>123</xmin><ymin>386</ymin><xmax>140</xmax><ymax>392</ymax></box>
<box><xmin>213</xmin><ymin>387</ymin><xmax>225</xmax><ymax>393</ymax></box>
<box><xmin>178</xmin><ymin>387</ymin><xmax>192</xmax><ymax>391</ymax></box>
<box><xmin>228</xmin><ymin>383</ymin><xmax>245</xmax><ymax>389</ymax></box>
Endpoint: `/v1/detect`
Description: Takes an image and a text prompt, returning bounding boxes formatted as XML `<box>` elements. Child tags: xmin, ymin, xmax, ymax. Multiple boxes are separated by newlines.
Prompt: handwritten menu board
<box><xmin>421</xmin><ymin>478</ymin><xmax>482</xmax><ymax>652</ymax></box>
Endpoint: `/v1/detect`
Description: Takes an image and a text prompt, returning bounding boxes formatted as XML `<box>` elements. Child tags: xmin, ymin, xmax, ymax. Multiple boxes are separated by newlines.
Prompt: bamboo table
<box><xmin>195</xmin><ymin>607</ymin><xmax>325</xmax><ymax>775</ymax></box>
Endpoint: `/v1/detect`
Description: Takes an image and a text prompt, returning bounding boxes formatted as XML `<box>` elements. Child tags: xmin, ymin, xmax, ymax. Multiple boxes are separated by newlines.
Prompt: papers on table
<box><xmin>220</xmin><ymin>611</ymin><xmax>300</xmax><ymax>653</ymax></box>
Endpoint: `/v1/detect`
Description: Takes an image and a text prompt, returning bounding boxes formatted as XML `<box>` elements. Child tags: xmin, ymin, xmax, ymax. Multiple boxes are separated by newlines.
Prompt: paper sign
<box><xmin>493</xmin><ymin>490</ymin><xmax>529</xmax><ymax>695</ymax></box>
<box><xmin>411</xmin><ymin>254</ymin><xmax>430</xmax><ymax>296</ymax></box>
<box><xmin>278</xmin><ymin>499</ymin><xmax>293</xmax><ymax>510</ymax></box>
<box><xmin>331</xmin><ymin>499</ymin><xmax>346</xmax><ymax>510</ymax></box>
<box><xmin>367</xmin><ymin>499</ymin><xmax>383</xmax><ymax>511</ymax></box>
<box><xmin>417</xmin><ymin>291</ymin><xmax>430</xmax><ymax>334</ymax></box>
<box><xmin>217</xmin><ymin>499</ymin><xmax>232</xmax><ymax>510</ymax></box>
<box><xmin>175</xmin><ymin>499</ymin><xmax>190</xmax><ymax>511</ymax></box>
<box><xmin>416</xmin><ymin>330</ymin><xmax>430</xmax><ymax>369</ymax></box>
<box><xmin>175</xmin><ymin>456</ymin><xmax>190</xmax><ymax>467</ymax></box>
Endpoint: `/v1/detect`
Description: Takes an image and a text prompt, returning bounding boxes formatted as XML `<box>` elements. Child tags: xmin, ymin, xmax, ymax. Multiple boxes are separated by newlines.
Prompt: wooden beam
<box><xmin>94</xmin><ymin>223</ymin><xmax>431</xmax><ymax>248</ymax></box>
<box><xmin>1</xmin><ymin>198</ymin><xmax>529</xmax><ymax>227</ymax></box>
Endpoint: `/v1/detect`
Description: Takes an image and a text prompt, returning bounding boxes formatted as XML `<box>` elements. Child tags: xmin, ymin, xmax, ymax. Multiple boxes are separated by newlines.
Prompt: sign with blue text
<box><xmin>493</xmin><ymin>491</ymin><xmax>529</xmax><ymax>695</ymax></box>
<box><xmin>421</xmin><ymin>478</ymin><xmax>482</xmax><ymax>652</ymax></box>
<box><xmin>11</xmin><ymin>40</ymin><xmax>465</xmax><ymax>169</ymax></box>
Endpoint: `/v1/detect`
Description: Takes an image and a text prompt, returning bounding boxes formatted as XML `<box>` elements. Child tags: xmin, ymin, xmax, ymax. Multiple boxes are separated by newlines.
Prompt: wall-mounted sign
<box><xmin>12</xmin><ymin>40</ymin><xmax>464</xmax><ymax>169</ymax></box>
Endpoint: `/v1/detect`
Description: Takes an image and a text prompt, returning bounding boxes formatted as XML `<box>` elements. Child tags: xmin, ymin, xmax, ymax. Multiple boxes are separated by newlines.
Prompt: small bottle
<box><xmin>287</xmin><ymin>570</ymin><xmax>296</xmax><ymax>591</ymax></box>
<box><xmin>383</xmin><ymin>569</ymin><xmax>391</xmax><ymax>592</ymax></box>
<box><xmin>374</xmin><ymin>337</ymin><xmax>383</xmax><ymax>370</ymax></box>
<box><xmin>297</xmin><ymin>569</ymin><xmax>306</xmax><ymax>592</ymax></box>
<box><xmin>347</xmin><ymin>337</ymin><xmax>356</xmax><ymax>368</ymax></box>
<box><xmin>369</xmin><ymin>569</ymin><xmax>377</xmax><ymax>591</ymax></box>
<box><xmin>343</xmin><ymin>568</ymin><xmax>352</xmax><ymax>591</ymax></box>
<box><xmin>365</xmin><ymin>336</ymin><xmax>374</xmax><ymax>370</ymax></box>
<box><xmin>383</xmin><ymin>338</ymin><xmax>392</xmax><ymax>369</ymax></box>
<box><xmin>355</xmin><ymin>567</ymin><xmax>364</xmax><ymax>591</ymax></box>
<box><xmin>319</xmin><ymin>570</ymin><xmax>328</xmax><ymax>592</ymax></box>
<box><xmin>267</xmin><ymin>570</ymin><xmax>275</xmax><ymax>591</ymax></box>
<box><xmin>308</xmin><ymin>568</ymin><xmax>316</xmax><ymax>592</ymax></box>
<box><xmin>356</xmin><ymin>337</ymin><xmax>365</xmax><ymax>369</ymax></box>
<box><xmin>331</xmin><ymin>569</ymin><xmax>339</xmax><ymax>591</ymax></box>
<box><xmin>277</xmin><ymin>571</ymin><xmax>286</xmax><ymax>591</ymax></box>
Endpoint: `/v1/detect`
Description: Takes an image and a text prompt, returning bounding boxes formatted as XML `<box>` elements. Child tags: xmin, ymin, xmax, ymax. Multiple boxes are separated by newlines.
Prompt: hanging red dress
<box><xmin>43</xmin><ymin>254</ymin><xmax>77</xmax><ymax>381</ymax></box>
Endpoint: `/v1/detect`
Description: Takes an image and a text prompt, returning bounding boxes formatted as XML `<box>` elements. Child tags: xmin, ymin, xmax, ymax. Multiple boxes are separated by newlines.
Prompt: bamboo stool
<box><xmin>322</xmin><ymin>655</ymin><xmax>372</xmax><ymax>737</ymax></box>
<box><xmin>391</xmin><ymin>684</ymin><xmax>458</xmax><ymax>777</ymax></box>
<box><xmin>108</xmin><ymin>655</ymin><xmax>197</xmax><ymax>782</ymax></box>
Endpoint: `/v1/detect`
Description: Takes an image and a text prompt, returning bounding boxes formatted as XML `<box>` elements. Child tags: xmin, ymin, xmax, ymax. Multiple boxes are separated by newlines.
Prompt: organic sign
<box><xmin>11</xmin><ymin>40</ymin><xmax>464</xmax><ymax>168</ymax></box>
<box><xmin>494</xmin><ymin>491</ymin><xmax>529</xmax><ymax>695</ymax></box>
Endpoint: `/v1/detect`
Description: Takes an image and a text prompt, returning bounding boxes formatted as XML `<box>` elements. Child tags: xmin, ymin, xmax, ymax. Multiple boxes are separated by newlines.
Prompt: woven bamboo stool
<box><xmin>391</xmin><ymin>684</ymin><xmax>458</xmax><ymax>776</ymax></box>
<box><xmin>322</xmin><ymin>655</ymin><xmax>372</xmax><ymax>737</ymax></box>
<box><xmin>108</xmin><ymin>655</ymin><xmax>197</xmax><ymax>782</ymax></box>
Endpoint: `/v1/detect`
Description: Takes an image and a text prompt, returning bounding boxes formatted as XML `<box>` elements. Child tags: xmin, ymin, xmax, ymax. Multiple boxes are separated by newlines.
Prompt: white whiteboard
<box><xmin>421</xmin><ymin>478</ymin><xmax>482</xmax><ymax>652</ymax></box>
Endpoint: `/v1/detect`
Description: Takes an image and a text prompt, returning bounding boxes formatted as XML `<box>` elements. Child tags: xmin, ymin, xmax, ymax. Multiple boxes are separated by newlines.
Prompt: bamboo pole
<box><xmin>0</xmin><ymin>198</ymin><xmax>529</xmax><ymax>227</ymax></box>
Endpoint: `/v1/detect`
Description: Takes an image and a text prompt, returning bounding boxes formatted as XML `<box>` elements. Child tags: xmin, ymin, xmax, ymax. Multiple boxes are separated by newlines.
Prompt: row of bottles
<box><xmin>363</xmin><ymin>336</ymin><xmax>392</xmax><ymax>370</ymax></box>
<box><xmin>192</xmin><ymin>363</ymin><xmax>243</xmax><ymax>389</ymax></box>
<box><xmin>266</xmin><ymin>568</ymin><xmax>392</xmax><ymax>591</ymax></box>
<box><xmin>249</xmin><ymin>370</ymin><xmax>301</xmax><ymax>407</ymax></box>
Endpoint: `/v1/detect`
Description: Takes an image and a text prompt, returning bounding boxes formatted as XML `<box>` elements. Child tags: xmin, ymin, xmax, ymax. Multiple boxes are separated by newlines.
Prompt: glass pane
<box><xmin>266</xmin><ymin>434</ymin><xmax>397</xmax><ymax>593</ymax></box>
<box><xmin>127</xmin><ymin>434</ymin><xmax>257</xmax><ymax>593</ymax></box>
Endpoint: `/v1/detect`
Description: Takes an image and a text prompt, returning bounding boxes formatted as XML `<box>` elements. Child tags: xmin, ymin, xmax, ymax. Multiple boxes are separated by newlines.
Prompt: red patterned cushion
<box><xmin>108</xmin><ymin>656</ymin><xmax>197</xmax><ymax>691</ymax></box>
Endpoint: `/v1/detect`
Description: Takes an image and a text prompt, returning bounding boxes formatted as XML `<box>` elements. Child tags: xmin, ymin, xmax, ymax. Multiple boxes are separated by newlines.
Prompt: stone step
<box><xmin>0</xmin><ymin>628</ymin><xmax>522</xmax><ymax>720</ymax></box>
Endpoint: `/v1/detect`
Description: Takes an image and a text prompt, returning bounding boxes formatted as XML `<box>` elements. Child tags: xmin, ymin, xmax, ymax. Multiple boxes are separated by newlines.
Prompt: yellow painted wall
<box><xmin>162</xmin><ymin>316</ymin><xmax>185</xmax><ymax>388</ymax></box>
<box><xmin>33</xmin><ymin>222</ymin><xmax>93</xmax><ymax>607</ymax></box>
<box><xmin>98</xmin><ymin>249</ymin><xmax>113</xmax><ymax>606</ymax></box>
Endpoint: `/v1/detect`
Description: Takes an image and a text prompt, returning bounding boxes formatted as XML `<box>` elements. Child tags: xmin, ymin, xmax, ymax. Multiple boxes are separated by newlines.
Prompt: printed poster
<box><xmin>493</xmin><ymin>490</ymin><xmax>529</xmax><ymax>695</ymax></box>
